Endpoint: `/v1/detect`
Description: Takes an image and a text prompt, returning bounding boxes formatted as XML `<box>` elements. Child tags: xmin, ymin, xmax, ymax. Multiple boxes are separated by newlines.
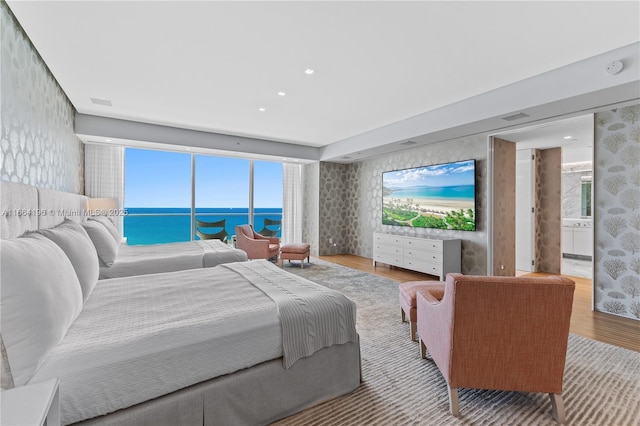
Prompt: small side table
<box><xmin>1</xmin><ymin>378</ymin><xmax>60</xmax><ymax>426</ymax></box>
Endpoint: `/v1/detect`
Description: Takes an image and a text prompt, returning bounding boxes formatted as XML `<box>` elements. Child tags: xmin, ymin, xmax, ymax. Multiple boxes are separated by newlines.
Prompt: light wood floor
<box><xmin>318</xmin><ymin>254</ymin><xmax>640</xmax><ymax>353</ymax></box>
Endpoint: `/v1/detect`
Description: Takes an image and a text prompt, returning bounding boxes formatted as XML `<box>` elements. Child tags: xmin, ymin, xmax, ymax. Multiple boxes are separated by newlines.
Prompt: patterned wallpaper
<box><xmin>535</xmin><ymin>148</ymin><xmax>562</xmax><ymax>274</ymax></box>
<box><xmin>318</xmin><ymin>162</ymin><xmax>350</xmax><ymax>255</ymax></box>
<box><xmin>492</xmin><ymin>138</ymin><xmax>516</xmax><ymax>276</ymax></box>
<box><xmin>0</xmin><ymin>3</ymin><xmax>84</xmax><ymax>193</ymax></box>
<box><xmin>594</xmin><ymin>104</ymin><xmax>640</xmax><ymax>320</ymax></box>
<box><xmin>314</xmin><ymin>135</ymin><xmax>489</xmax><ymax>275</ymax></box>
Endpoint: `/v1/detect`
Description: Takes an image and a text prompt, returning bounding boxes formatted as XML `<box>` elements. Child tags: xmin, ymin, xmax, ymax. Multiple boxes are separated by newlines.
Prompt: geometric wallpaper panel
<box><xmin>0</xmin><ymin>3</ymin><xmax>84</xmax><ymax>193</ymax></box>
<box><xmin>594</xmin><ymin>104</ymin><xmax>640</xmax><ymax>320</ymax></box>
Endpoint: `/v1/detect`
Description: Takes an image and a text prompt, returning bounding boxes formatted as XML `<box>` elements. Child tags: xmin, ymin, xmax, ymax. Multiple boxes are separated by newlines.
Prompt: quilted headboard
<box><xmin>0</xmin><ymin>181</ymin><xmax>89</xmax><ymax>239</ymax></box>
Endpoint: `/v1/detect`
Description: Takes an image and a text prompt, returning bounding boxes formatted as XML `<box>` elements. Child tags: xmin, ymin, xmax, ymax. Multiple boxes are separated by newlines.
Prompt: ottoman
<box><xmin>280</xmin><ymin>243</ymin><xmax>311</xmax><ymax>268</ymax></box>
<box><xmin>399</xmin><ymin>280</ymin><xmax>445</xmax><ymax>341</ymax></box>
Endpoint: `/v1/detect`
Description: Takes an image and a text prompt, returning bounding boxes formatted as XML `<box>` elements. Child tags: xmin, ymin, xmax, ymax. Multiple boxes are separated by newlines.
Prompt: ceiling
<box><xmin>6</xmin><ymin>1</ymin><xmax>640</xmax><ymax>160</ymax></box>
<box><xmin>495</xmin><ymin>114</ymin><xmax>594</xmax><ymax>163</ymax></box>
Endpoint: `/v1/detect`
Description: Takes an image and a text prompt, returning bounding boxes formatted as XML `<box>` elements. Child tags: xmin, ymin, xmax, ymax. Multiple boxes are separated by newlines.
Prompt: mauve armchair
<box><xmin>235</xmin><ymin>224</ymin><xmax>280</xmax><ymax>261</ymax></box>
<box><xmin>417</xmin><ymin>273</ymin><xmax>575</xmax><ymax>424</ymax></box>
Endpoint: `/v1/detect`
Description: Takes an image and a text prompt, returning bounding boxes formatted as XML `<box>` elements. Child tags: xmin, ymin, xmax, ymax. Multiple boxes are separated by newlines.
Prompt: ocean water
<box><xmin>124</xmin><ymin>208</ymin><xmax>282</xmax><ymax>245</ymax></box>
<box><xmin>384</xmin><ymin>184</ymin><xmax>474</xmax><ymax>201</ymax></box>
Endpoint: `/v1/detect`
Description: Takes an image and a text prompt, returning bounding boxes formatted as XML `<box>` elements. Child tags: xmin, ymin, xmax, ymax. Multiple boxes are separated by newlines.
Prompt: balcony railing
<box><xmin>123</xmin><ymin>208</ymin><xmax>282</xmax><ymax>245</ymax></box>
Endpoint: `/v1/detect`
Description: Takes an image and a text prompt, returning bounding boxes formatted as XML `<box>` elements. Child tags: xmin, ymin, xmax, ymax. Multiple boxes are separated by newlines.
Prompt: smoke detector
<box><xmin>605</xmin><ymin>60</ymin><xmax>624</xmax><ymax>75</ymax></box>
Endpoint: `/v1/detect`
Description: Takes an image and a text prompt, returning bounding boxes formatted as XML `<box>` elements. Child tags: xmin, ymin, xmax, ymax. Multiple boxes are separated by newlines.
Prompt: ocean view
<box><xmin>385</xmin><ymin>184</ymin><xmax>475</xmax><ymax>201</ymax></box>
<box><xmin>124</xmin><ymin>207</ymin><xmax>282</xmax><ymax>245</ymax></box>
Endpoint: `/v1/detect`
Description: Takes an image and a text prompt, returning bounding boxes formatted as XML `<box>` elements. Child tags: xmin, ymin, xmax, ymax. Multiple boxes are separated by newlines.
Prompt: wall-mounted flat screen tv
<box><xmin>382</xmin><ymin>159</ymin><xmax>476</xmax><ymax>231</ymax></box>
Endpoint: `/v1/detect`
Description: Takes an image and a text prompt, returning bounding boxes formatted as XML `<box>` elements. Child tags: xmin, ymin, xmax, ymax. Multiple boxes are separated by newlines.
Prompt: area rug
<box><xmin>275</xmin><ymin>259</ymin><xmax>640</xmax><ymax>426</ymax></box>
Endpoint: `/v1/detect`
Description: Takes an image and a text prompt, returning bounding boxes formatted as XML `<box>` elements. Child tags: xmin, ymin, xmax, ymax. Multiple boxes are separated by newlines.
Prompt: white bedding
<box><xmin>98</xmin><ymin>239</ymin><xmax>248</xmax><ymax>279</ymax></box>
<box><xmin>30</xmin><ymin>265</ymin><xmax>282</xmax><ymax>425</ymax></box>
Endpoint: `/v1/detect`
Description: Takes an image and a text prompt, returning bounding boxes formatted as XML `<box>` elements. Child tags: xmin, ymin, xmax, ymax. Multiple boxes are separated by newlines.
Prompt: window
<box><xmin>195</xmin><ymin>156</ymin><xmax>249</xmax><ymax>240</ymax></box>
<box><xmin>124</xmin><ymin>149</ymin><xmax>191</xmax><ymax>245</ymax></box>
<box><xmin>253</xmin><ymin>161</ymin><xmax>283</xmax><ymax>238</ymax></box>
<box><xmin>124</xmin><ymin>148</ymin><xmax>283</xmax><ymax>245</ymax></box>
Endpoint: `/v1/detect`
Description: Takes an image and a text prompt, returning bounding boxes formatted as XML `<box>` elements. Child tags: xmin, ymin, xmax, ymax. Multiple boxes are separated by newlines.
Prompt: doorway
<box><xmin>493</xmin><ymin>114</ymin><xmax>594</xmax><ymax>278</ymax></box>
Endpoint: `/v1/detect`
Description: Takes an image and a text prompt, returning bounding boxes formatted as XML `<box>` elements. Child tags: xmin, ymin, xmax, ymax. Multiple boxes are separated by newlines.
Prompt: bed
<box><xmin>0</xmin><ymin>181</ymin><xmax>361</xmax><ymax>425</ymax></box>
<box><xmin>0</xmin><ymin>181</ymin><xmax>248</xmax><ymax>279</ymax></box>
<box><xmin>98</xmin><ymin>239</ymin><xmax>248</xmax><ymax>279</ymax></box>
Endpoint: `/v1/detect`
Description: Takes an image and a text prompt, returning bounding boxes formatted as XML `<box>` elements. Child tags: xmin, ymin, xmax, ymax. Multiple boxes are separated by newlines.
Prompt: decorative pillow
<box><xmin>88</xmin><ymin>215</ymin><xmax>120</xmax><ymax>245</ymax></box>
<box><xmin>35</xmin><ymin>219</ymin><xmax>100</xmax><ymax>302</ymax></box>
<box><xmin>0</xmin><ymin>236</ymin><xmax>83</xmax><ymax>386</ymax></box>
<box><xmin>82</xmin><ymin>220</ymin><xmax>119</xmax><ymax>267</ymax></box>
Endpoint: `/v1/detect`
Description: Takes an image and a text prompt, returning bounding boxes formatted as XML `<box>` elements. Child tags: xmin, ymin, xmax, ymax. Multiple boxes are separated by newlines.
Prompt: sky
<box><xmin>383</xmin><ymin>159</ymin><xmax>475</xmax><ymax>188</ymax></box>
<box><xmin>125</xmin><ymin>148</ymin><xmax>283</xmax><ymax>208</ymax></box>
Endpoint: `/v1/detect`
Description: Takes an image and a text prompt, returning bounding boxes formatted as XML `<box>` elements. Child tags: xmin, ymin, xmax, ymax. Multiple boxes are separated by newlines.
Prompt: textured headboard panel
<box><xmin>0</xmin><ymin>181</ymin><xmax>39</xmax><ymax>239</ymax></box>
<box><xmin>0</xmin><ymin>181</ymin><xmax>88</xmax><ymax>239</ymax></box>
<box><xmin>38</xmin><ymin>187</ymin><xmax>89</xmax><ymax>229</ymax></box>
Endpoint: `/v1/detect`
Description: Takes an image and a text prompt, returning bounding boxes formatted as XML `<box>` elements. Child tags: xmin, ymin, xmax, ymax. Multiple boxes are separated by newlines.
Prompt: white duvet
<box><xmin>30</xmin><ymin>265</ymin><xmax>281</xmax><ymax>425</ymax></box>
<box><xmin>98</xmin><ymin>239</ymin><xmax>248</xmax><ymax>279</ymax></box>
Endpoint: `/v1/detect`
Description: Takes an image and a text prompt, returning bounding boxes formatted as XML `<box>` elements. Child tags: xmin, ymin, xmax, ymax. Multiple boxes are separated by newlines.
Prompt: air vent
<box><xmin>501</xmin><ymin>112</ymin><xmax>530</xmax><ymax>121</ymax></box>
<box><xmin>90</xmin><ymin>97</ymin><xmax>112</xmax><ymax>106</ymax></box>
<box><xmin>400</xmin><ymin>140</ymin><xmax>417</xmax><ymax>146</ymax></box>
<box><xmin>341</xmin><ymin>156</ymin><xmax>352</xmax><ymax>160</ymax></box>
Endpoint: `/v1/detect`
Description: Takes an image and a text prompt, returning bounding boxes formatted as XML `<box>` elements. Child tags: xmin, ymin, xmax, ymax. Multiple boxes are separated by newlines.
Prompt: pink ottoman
<box><xmin>399</xmin><ymin>280</ymin><xmax>445</xmax><ymax>341</ymax></box>
<box><xmin>280</xmin><ymin>243</ymin><xmax>311</xmax><ymax>268</ymax></box>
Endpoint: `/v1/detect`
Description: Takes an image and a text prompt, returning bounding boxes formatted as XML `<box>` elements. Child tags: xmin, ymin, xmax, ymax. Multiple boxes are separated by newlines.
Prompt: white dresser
<box><xmin>372</xmin><ymin>232</ymin><xmax>461</xmax><ymax>280</ymax></box>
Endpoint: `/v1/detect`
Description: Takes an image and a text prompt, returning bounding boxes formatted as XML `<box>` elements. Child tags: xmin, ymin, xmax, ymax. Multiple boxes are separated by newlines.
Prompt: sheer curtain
<box><xmin>84</xmin><ymin>144</ymin><xmax>125</xmax><ymax>236</ymax></box>
<box><xmin>281</xmin><ymin>163</ymin><xmax>303</xmax><ymax>245</ymax></box>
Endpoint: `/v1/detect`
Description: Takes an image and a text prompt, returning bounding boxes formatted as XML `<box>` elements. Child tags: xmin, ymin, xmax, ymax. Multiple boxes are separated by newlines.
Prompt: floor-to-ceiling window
<box><xmin>124</xmin><ymin>149</ymin><xmax>192</xmax><ymax>245</ymax></box>
<box><xmin>253</xmin><ymin>160</ymin><xmax>283</xmax><ymax>238</ymax></box>
<box><xmin>124</xmin><ymin>148</ymin><xmax>283</xmax><ymax>245</ymax></box>
<box><xmin>195</xmin><ymin>155</ymin><xmax>250</xmax><ymax>240</ymax></box>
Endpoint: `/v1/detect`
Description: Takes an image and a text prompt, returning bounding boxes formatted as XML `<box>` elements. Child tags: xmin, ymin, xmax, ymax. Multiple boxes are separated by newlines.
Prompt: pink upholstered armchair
<box><xmin>417</xmin><ymin>273</ymin><xmax>575</xmax><ymax>423</ymax></box>
<box><xmin>235</xmin><ymin>224</ymin><xmax>280</xmax><ymax>261</ymax></box>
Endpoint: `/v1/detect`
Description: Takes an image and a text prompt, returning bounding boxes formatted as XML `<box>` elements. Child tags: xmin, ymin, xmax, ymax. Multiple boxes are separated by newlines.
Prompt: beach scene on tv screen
<box><xmin>382</xmin><ymin>160</ymin><xmax>476</xmax><ymax>231</ymax></box>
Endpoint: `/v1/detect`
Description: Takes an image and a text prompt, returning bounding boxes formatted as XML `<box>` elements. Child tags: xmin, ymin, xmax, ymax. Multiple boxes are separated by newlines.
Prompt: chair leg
<box><xmin>549</xmin><ymin>393</ymin><xmax>566</xmax><ymax>424</ymax></box>
<box><xmin>410</xmin><ymin>321</ymin><xmax>417</xmax><ymax>341</ymax></box>
<box><xmin>419</xmin><ymin>338</ymin><xmax>427</xmax><ymax>359</ymax></box>
<box><xmin>448</xmin><ymin>386</ymin><xmax>460</xmax><ymax>417</ymax></box>
<box><xmin>300</xmin><ymin>260</ymin><xmax>304</xmax><ymax>269</ymax></box>
<box><xmin>401</xmin><ymin>308</ymin><xmax>406</xmax><ymax>323</ymax></box>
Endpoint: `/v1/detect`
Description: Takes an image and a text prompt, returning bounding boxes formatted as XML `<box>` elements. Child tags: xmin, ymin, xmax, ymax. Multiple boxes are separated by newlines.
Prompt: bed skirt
<box><xmin>73</xmin><ymin>338</ymin><xmax>361</xmax><ymax>426</ymax></box>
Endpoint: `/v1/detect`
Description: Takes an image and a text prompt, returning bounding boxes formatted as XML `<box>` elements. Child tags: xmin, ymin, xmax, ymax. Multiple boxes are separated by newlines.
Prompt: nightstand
<box><xmin>0</xmin><ymin>378</ymin><xmax>60</xmax><ymax>426</ymax></box>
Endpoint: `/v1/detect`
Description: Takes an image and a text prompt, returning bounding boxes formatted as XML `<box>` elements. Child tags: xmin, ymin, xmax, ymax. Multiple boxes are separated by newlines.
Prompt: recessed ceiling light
<box><xmin>305</xmin><ymin>69</ymin><xmax>314</xmax><ymax>75</ymax></box>
<box><xmin>563</xmin><ymin>136</ymin><xmax>573</xmax><ymax>140</ymax></box>
<box><xmin>105</xmin><ymin>138</ymin><xmax>112</xmax><ymax>142</ymax></box>
<box><xmin>501</xmin><ymin>112</ymin><xmax>530</xmax><ymax>121</ymax></box>
<box><xmin>278</xmin><ymin>92</ymin><xmax>286</xmax><ymax>97</ymax></box>
<box><xmin>90</xmin><ymin>97</ymin><xmax>112</xmax><ymax>106</ymax></box>
<box><xmin>258</xmin><ymin>107</ymin><xmax>266</xmax><ymax>112</ymax></box>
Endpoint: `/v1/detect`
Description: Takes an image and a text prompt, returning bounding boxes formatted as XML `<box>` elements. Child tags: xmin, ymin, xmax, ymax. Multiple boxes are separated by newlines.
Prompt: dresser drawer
<box><xmin>404</xmin><ymin>248</ymin><xmax>443</xmax><ymax>263</ymax></box>
<box><xmin>374</xmin><ymin>252</ymin><xmax>402</xmax><ymax>267</ymax></box>
<box><xmin>374</xmin><ymin>233</ymin><xmax>404</xmax><ymax>246</ymax></box>
<box><xmin>404</xmin><ymin>238</ymin><xmax>442</xmax><ymax>252</ymax></box>
<box><xmin>375</xmin><ymin>244</ymin><xmax>402</xmax><ymax>256</ymax></box>
<box><xmin>404</xmin><ymin>259</ymin><xmax>442</xmax><ymax>276</ymax></box>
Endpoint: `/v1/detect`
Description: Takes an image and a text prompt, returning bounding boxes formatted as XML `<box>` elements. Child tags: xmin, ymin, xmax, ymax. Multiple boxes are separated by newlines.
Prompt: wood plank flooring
<box><xmin>318</xmin><ymin>254</ymin><xmax>640</xmax><ymax>353</ymax></box>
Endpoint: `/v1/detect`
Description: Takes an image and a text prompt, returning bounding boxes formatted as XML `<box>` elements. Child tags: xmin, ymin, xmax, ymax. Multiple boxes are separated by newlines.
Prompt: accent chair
<box><xmin>235</xmin><ymin>224</ymin><xmax>280</xmax><ymax>261</ymax></box>
<box><xmin>417</xmin><ymin>273</ymin><xmax>575</xmax><ymax>424</ymax></box>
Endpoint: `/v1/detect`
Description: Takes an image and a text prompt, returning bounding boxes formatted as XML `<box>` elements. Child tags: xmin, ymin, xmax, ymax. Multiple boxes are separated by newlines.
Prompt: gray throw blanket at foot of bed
<box><xmin>220</xmin><ymin>260</ymin><xmax>358</xmax><ymax>368</ymax></box>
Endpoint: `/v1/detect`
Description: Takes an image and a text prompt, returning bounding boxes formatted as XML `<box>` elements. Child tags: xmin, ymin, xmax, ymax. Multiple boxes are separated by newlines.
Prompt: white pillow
<box><xmin>0</xmin><ymin>236</ymin><xmax>83</xmax><ymax>386</ymax></box>
<box><xmin>35</xmin><ymin>220</ymin><xmax>99</xmax><ymax>302</ymax></box>
<box><xmin>88</xmin><ymin>215</ymin><xmax>120</xmax><ymax>245</ymax></box>
<box><xmin>82</xmin><ymin>220</ymin><xmax>119</xmax><ymax>267</ymax></box>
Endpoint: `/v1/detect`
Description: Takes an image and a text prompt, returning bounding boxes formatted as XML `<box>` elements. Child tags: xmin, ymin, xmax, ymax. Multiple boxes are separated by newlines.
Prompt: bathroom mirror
<box><xmin>581</xmin><ymin>176</ymin><xmax>592</xmax><ymax>218</ymax></box>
